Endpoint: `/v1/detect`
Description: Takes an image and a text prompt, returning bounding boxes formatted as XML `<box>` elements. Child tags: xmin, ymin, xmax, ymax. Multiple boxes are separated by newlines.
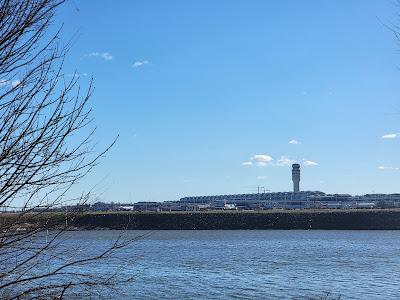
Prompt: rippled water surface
<box><xmin>65</xmin><ymin>230</ymin><xmax>400</xmax><ymax>299</ymax></box>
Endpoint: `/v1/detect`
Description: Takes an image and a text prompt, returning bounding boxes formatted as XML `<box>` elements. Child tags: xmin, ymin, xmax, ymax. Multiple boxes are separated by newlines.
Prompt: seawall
<box><xmin>72</xmin><ymin>209</ymin><xmax>400</xmax><ymax>230</ymax></box>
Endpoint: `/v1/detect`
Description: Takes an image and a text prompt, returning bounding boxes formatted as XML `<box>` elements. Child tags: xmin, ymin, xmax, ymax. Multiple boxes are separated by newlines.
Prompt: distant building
<box><xmin>84</xmin><ymin>165</ymin><xmax>400</xmax><ymax>212</ymax></box>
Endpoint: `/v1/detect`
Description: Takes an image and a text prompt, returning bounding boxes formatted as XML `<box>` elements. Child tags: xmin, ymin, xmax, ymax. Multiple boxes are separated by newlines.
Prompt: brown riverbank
<box><xmin>75</xmin><ymin>209</ymin><xmax>400</xmax><ymax>230</ymax></box>
<box><xmin>2</xmin><ymin>209</ymin><xmax>400</xmax><ymax>230</ymax></box>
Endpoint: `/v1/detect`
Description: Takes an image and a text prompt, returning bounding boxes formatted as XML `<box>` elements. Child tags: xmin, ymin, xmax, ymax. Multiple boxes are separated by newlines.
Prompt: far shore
<box><xmin>2</xmin><ymin>208</ymin><xmax>400</xmax><ymax>230</ymax></box>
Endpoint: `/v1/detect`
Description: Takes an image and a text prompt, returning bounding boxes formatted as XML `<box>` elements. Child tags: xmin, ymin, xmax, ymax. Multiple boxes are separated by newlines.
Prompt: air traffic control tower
<box><xmin>292</xmin><ymin>163</ymin><xmax>300</xmax><ymax>193</ymax></box>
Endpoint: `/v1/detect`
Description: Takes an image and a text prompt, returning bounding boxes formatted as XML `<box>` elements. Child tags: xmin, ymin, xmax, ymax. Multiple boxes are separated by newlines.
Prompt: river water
<box><xmin>62</xmin><ymin>230</ymin><xmax>400</xmax><ymax>299</ymax></box>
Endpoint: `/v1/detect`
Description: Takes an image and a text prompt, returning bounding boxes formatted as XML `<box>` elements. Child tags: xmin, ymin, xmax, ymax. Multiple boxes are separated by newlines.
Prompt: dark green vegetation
<box><xmin>3</xmin><ymin>209</ymin><xmax>400</xmax><ymax>230</ymax></box>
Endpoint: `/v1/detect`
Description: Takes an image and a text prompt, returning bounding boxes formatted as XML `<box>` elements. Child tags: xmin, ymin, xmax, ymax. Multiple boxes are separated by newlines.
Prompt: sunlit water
<box><xmin>61</xmin><ymin>230</ymin><xmax>400</xmax><ymax>299</ymax></box>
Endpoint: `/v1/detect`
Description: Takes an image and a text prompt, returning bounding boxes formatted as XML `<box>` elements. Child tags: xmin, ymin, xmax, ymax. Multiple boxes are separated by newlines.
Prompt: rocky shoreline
<box><xmin>71</xmin><ymin>209</ymin><xmax>400</xmax><ymax>230</ymax></box>
<box><xmin>3</xmin><ymin>209</ymin><xmax>400</xmax><ymax>231</ymax></box>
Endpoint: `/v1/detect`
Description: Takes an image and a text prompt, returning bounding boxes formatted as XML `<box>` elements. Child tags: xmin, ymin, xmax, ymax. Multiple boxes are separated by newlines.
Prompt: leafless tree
<box><xmin>0</xmin><ymin>0</ymin><xmax>134</xmax><ymax>298</ymax></box>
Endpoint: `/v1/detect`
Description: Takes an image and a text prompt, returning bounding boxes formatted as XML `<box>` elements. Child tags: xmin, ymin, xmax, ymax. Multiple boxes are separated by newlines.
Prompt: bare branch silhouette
<box><xmin>0</xmin><ymin>1</ymin><xmax>133</xmax><ymax>298</ymax></box>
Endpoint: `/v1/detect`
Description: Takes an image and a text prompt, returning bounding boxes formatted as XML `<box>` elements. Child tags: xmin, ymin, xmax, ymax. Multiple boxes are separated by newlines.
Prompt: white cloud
<box><xmin>276</xmin><ymin>156</ymin><xmax>295</xmax><ymax>166</ymax></box>
<box><xmin>67</xmin><ymin>73</ymin><xmax>88</xmax><ymax>78</ymax></box>
<box><xmin>251</xmin><ymin>154</ymin><xmax>273</xmax><ymax>163</ymax></box>
<box><xmin>0</xmin><ymin>78</ymin><xmax>21</xmax><ymax>88</ymax></box>
<box><xmin>256</xmin><ymin>176</ymin><xmax>267</xmax><ymax>180</ymax></box>
<box><xmin>288</xmin><ymin>139</ymin><xmax>300</xmax><ymax>145</ymax></box>
<box><xmin>378</xmin><ymin>166</ymin><xmax>399</xmax><ymax>170</ymax></box>
<box><xmin>101</xmin><ymin>53</ymin><xmax>113</xmax><ymax>60</ymax></box>
<box><xmin>86</xmin><ymin>52</ymin><xmax>113</xmax><ymax>61</ymax></box>
<box><xmin>251</xmin><ymin>154</ymin><xmax>273</xmax><ymax>167</ymax></box>
<box><xmin>242</xmin><ymin>154</ymin><xmax>273</xmax><ymax>167</ymax></box>
<box><xmin>11</xmin><ymin>80</ymin><xmax>20</xmax><ymax>87</ymax></box>
<box><xmin>382</xmin><ymin>133</ymin><xmax>397</xmax><ymax>139</ymax></box>
<box><xmin>132</xmin><ymin>60</ymin><xmax>149</xmax><ymax>68</ymax></box>
<box><xmin>303</xmin><ymin>159</ymin><xmax>318</xmax><ymax>166</ymax></box>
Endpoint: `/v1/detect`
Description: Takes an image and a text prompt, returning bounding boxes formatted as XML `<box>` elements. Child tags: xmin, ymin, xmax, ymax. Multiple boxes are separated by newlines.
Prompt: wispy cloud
<box><xmin>0</xmin><ymin>78</ymin><xmax>21</xmax><ymax>88</ymax></box>
<box><xmin>382</xmin><ymin>133</ymin><xmax>397</xmax><ymax>139</ymax></box>
<box><xmin>303</xmin><ymin>159</ymin><xmax>318</xmax><ymax>166</ymax></box>
<box><xmin>243</xmin><ymin>154</ymin><xmax>317</xmax><ymax>168</ymax></box>
<box><xmin>256</xmin><ymin>176</ymin><xmax>267</xmax><ymax>180</ymax></box>
<box><xmin>67</xmin><ymin>73</ymin><xmax>88</xmax><ymax>78</ymax></box>
<box><xmin>276</xmin><ymin>156</ymin><xmax>295</xmax><ymax>166</ymax></box>
<box><xmin>85</xmin><ymin>52</ymin><xmax>113</xmax><ymax>61</ymax></box>
<box><xmin>288</xmin><ymin>139</ymin><xmax>300</xmax><ymax>145</ymax></box>
<box><xmin>132</xmin><ymin>60</ymin><xmax>149</xmax><ymax>68</ymax></box>
<box><xmin>378</xmin><ymin>166</ymin><xmax>399</xmax><ymax>170</ymax></box>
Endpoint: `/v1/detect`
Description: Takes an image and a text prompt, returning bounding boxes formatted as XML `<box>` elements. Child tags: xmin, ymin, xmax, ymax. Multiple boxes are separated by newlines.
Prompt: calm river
<box><xmin>63</xmin><ymin>230</ymin><xmax>400</xmax><ymax>299</ymax></box>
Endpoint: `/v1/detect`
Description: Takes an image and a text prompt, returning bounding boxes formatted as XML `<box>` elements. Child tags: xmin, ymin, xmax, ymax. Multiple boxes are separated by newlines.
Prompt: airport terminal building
<box><xmin>103</xmin><ymin>164</ymin><xmax>400</xmax><ymax>212</ymax></box>
<box><xmin>177</xmin><ymin>164</ymin><xmax>400</xmax><ymax>210</ymax></box>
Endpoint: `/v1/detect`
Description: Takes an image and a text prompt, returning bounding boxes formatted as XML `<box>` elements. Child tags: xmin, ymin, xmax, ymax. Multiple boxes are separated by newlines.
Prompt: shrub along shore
<box><xmin>2</xmin><ymin>209</ymin><xmax>400</xmax><ymax>230</ymax></box>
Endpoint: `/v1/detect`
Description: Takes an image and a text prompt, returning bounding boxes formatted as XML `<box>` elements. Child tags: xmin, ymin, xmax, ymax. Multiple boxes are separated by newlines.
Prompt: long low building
<box><xmin>180</xmin><ymin>191</ymin><xmax>325</xmax><ymax>204</ymax></box>
<box><xmin>81</xmin><ymin>164</ymin><xmax>400</xmax><ymax>212</ymax></box>
<box><xmin>178</xmin><ymin>191</ymin><xmax>400</xmax><ymax>210</ymax></box>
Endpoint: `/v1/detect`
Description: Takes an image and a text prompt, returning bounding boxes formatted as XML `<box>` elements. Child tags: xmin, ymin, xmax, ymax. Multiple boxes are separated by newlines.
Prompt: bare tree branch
<box><xmin>0</xmin><ymin>1</ymin><xmax>132</xmax><ymax>299</ymax></box>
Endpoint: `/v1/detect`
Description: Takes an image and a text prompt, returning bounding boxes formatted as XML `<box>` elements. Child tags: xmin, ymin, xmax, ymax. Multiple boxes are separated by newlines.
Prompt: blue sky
<box><xmin>59</xmin><ymin>1</ymin><xmax>400</xmax><ymax>202</ymax></box>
